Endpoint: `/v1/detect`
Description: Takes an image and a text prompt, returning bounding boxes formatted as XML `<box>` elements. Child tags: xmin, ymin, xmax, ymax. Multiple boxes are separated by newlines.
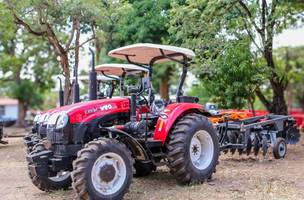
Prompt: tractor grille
<box><xmin>46</xmin><ymin>125</ymin><xmax>65</xmax><ymax>144</ymax></box>
<box><xmin>37</xmin><ymin>124</ymin><xmax>47</xmax><ymax>138</ymax></box>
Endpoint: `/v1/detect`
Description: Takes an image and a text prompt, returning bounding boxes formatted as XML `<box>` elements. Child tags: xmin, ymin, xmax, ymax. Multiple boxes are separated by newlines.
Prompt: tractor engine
<box><xmin>124</xmin><ymin>120</ymin><xmax>148</xmax><ymax>136</ymax></box>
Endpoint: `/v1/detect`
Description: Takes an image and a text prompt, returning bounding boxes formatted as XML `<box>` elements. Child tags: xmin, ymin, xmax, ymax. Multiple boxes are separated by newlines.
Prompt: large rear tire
<box><xmin>166</xmin><ymin>114</ymin><xmax>219</xmax><ymax>184</ymax></box>
<box><xmin>27</xmin><ymin>143</ymin><xmax>71</xmax><ymax>191</ymax></box>
<box><xmin>71</xmin><ymin>138</ymin><xmax>134</xmax><ymax>200</ymax></box>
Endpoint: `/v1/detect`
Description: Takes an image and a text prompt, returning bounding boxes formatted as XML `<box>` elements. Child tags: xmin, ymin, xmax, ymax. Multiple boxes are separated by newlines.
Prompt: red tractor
<box><xmin>24</xmin><ymin>62</ymin><xmax>143</xmax><ymax>153</ymax></box>
<box><xmin>26</xmin><ymin>62</ymin><xmax>148</xmax><ymax>190</ymax></box>
<box><xmin>27</xmin><ymin>44</ymin><xmax>219</xmax><ymax>200</ymax></box>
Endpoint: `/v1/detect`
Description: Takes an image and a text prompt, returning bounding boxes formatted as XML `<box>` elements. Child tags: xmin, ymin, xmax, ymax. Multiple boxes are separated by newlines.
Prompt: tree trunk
<box><xmin>160</xmin><ymin>78</ymin><xmax>169</xmax><ymax>100</ymax></box>
<box><xmin>17</xmin><ymin>101</ymin><xmax>26</xmax><ymax>127</ymax></box>
<box><xmin>270</xmin><ymin>81</ymin><xmax>287</xmax><ymax>114</ymax></box>
<box><xmin>264</xmin><ymin>42</ymin><xmax>288</xmax><ymax>115</ymax></box>
<box><xmin>286</xmin><ymin>83</ymin><xmax>293</xmax><ymax>112</ymax></box>
<box><xmin>248</xmin><ymin>96</ymin><xmax>256</xmax><ymax>116</ymax></box>
<box><xmin>95</xmin><ymin>37</ymin><xmax>102</xmax><ymax>63</ymax></box>
<box><xmin>60</xmin><ymin>53</ymin><xmax>71</xmax><ymax>105</ymax></box>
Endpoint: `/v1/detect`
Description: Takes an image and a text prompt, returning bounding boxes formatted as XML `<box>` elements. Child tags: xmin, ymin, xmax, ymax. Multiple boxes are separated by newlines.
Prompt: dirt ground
<box><xmin>0</xmin><ymin>128</ymin><xmax>304</xmax><ymax>200</ymax></box>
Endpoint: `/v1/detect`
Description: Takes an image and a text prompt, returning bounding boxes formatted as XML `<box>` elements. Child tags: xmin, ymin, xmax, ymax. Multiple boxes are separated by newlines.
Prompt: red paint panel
<box><xmin>39</xmin><ymin>97</ymin><xmax>129</xmax><ymax>124</ymax></box>
<box><xmin>154</xmin><ymin>103</ymin><xmax>204</xmax><ymax>144</ymax></box>
<box><xmin>67</xmin><ymin>98</ymin><xmax>130</xmax><ymax>124</ymax></box>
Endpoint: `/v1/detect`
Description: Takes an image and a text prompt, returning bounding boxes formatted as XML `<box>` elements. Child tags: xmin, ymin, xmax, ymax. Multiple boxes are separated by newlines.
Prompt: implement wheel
<box><xmin>71</xmin><ymin>138</ymin><xmax>133</xmax><ymax>200</ymax></box>
<box><xmin>273</xmin><ymin>137</ymin><xmax>287</xmax><ymax>159</ymax></box>
<box><xmin>166</xmin><ymin>114</ymin><xmax>219</xmax><ymax>184</ymax></box>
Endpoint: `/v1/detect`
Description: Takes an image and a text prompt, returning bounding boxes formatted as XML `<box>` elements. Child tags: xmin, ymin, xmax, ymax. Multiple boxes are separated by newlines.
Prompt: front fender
<box><xmin>154</xmin><ymin>103</ymin><xmax>209</xmax><ymax>144</ymax></box>
<box><xmin>72</xmin><ymin>112</ymin><xmax>129</xmax><ymax>144</ymax></box>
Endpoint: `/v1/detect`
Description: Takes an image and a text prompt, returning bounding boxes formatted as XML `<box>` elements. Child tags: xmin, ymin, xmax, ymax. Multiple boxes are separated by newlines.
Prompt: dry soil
<box><xmin>0</xmin><ymin>128</ymin><xmax>303</xmax><ymax>200</ymax></box>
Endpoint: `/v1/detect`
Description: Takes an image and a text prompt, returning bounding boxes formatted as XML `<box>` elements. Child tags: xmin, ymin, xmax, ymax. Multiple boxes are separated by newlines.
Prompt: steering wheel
<box><xmin>151</xmin><ymin>99</ymin><xmax>166</xmax><ymax>115</ymax></box>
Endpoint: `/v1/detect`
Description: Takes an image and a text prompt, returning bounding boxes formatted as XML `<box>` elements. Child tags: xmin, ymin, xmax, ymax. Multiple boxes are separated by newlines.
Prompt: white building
<box><xmin>0</xmin><ymin>98</ymin><xmax>18</xmax><ymax>119</ymax></box>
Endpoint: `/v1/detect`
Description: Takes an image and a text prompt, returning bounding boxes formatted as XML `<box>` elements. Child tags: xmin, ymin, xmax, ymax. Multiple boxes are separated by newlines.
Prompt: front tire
<box><xmin>166</xmin><ymin>114</ymin><xmax>219</xmax><ymax>184</ymax></box>
<box><xmin>27</xmin><ymin>143</ymin><xmax>71</xmax><ymax>191</ymax></box>
<box><xmin>71</xmin><ymin>138</ymin><xmax>133</xmax><ymax>200</ymax></box>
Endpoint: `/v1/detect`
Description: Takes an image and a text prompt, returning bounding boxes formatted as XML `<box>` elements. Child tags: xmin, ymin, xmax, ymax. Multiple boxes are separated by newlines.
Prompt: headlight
<box><xmin>43</xmin><ymin>114</ymin><xmax>51</xmax><ymax>124</ymax></box>
<box><xmin>47</xmin><ymin>113</ymin><xmax>60</xmax><ymax>127</ymax></box>
<box><xmin>56</xmin><ymin>112</ymin><xmax>69</xmax><ymax>129</ymax></box>
<box><xmin>38</xmin><ymin>114</ymin><xmax>46</xmax><ymax>123</ymax></box>
<box><xmin>33</xmin><ymin>115</ymin><xmax>40</xmax><ymax>123</ymax></box>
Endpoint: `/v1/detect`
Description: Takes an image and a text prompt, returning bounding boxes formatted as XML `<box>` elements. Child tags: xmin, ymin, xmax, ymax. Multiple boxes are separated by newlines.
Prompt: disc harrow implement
<box><xmin>217</xmin><ymin>114</ymin><xmax>300</xmax><ymax>159</ymax></box>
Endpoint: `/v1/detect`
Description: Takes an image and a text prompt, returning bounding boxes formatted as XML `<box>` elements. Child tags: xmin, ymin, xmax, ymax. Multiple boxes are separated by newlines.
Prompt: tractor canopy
<box><xmin>73</xmin><ymin>75</ymin><xmax>119</xmax><ymax>84</ymax></box>
<box><xmin>96</xmin><ymin>63</ymin><xmax>149</xmax><ymax>76</ymax></box>
<box><xmin>109</xmin><ymin>43</ymin><xmax>196</xmax><ymax>102</ymax></box>
<box><xmin>108</xmin><ymin>43</ymin><xmax>195</xmax><ymax>65</ymax></box>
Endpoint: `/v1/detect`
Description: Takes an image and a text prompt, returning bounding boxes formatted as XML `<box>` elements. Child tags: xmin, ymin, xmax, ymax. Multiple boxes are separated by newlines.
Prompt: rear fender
<box><xmin>154</xmin><ymin>103</ymin><xmax>209</xmax><ymax>144</ymax></box>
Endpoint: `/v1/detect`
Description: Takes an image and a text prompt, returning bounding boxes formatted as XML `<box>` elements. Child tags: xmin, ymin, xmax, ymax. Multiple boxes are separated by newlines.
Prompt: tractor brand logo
<box><xmin>85</xmin><ymin>108</ymin><xmax>98</xmax><ymax>114</ymax></box>
<box><xmin>85</xmin><ymin>104</ymin><xmax>116</xmax><ymax>114</ymax></box>
<box><xmin>100</xmin><ymin>104</ymin><xmax>114</xmax><ymax>111</ymax></box>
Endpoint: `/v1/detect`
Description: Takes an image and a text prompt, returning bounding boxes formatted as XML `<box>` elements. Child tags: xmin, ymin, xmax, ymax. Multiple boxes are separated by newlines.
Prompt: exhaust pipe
<box><xmin>73</xmin><ymin>63</ymin><xmax>80</xmax><ymax>103</ymax></box>
<box><xmin>89</xmin><ymin>48</ymin><xmax>97</xmax><ymax>100</ymax></box>
<box><xmin>57</xmin><ymin>77</ymin><xmax>64</xmax><ymax>107</ymax></box>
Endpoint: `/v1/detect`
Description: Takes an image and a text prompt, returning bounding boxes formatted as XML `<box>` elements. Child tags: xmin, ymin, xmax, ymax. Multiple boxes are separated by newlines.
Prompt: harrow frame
<box><xmin>216</xmin><ymin>114</ymin><xmax>300</xmax><ymax>157</ymax></box>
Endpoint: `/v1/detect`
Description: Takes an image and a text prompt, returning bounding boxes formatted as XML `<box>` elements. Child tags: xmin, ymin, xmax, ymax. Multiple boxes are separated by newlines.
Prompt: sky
<box><xmin>273</xmin><ymin>27</ymin><xmax>304</xmax><ymax>48</ymax></box>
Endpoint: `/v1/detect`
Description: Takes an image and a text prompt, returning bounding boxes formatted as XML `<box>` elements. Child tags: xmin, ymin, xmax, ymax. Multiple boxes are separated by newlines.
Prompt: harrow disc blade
<box><xmin>286</xmin><ymin>127</ymin><xmax>300</xmax><ymax>144</ymax></box>
<box><xmin>237</xmin><ymin>134</ymin><xmax>244</xmax><ymax>155</ymax></box>
<box><xmin>228</xmin><ymin>132</ymin><xmax>237</xmax><ymax>155</ymax></box>
<box><xmin>262</xmin><ymin>135</ymin><xmax>268</xmax><ymax>156</ymax></box>
<box><xmin>253</xmin><ymin>136</ymin><xmax>260</xmax><ymax>156</ymax></box>
<box><xmin>246</xmin><ymin>137</ymin><xmax>252</xmax><ymax>155</ymax></box>
<box><xmin>230</xmin><ymin>148</ymin><xmax>236</xmax><ymax>155</ymax></box>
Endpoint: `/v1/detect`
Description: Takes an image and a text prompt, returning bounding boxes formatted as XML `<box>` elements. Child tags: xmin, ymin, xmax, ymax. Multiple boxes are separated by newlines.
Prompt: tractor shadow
<box><xmin>219</xmin><ymin>150</ymin><xmax>282</xmax><ymax>163</ymax></box>
<box><xmin>0</xmin><ymin>141</ymin><xmax>14</xmax><ymax>150</ymax></box>
<box><xmin>134</xmin><ymin>167</ymin><xmax>176</xmax><ymax>184</ymax></box>
<box><xmin>127</xmin><ymin>166</ymin><xmax>225</xmax><ymax>200</ymax></box>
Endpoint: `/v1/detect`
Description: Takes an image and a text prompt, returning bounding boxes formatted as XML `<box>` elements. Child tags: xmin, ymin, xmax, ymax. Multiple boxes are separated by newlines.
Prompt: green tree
<box><xmin>0</xmin><ymin>3</ymin><xmax>59</xmax><ymax>126</ymax></box>
<box><xmin>113</xmin><ymin>0</ymin><xmax>175</xmax><ymax>100</ymax></box>
<box><xmin>169</xmin><ymin>0</ymin><xmax>304</xmax><ymax>114</ymax></box>
<box><xmin>275</xmin><ymin>46</ymin><xmax>304</xmax><ymax>110</ymax></box>
<box><xmin>187</xmin><ymin>38</ymin><xmax>266</xmax><ymax>112</ymax></box>
<box><xmin>5</xmin><ymin>0</ymin><xmax>102</xmax><ymax>104</ymax></box>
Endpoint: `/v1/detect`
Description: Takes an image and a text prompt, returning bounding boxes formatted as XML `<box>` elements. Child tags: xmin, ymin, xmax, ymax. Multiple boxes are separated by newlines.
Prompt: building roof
<box><xmin>0</xmin><ymin>98</ymin><xmax>18</xmax><ymax>105</ymax></box>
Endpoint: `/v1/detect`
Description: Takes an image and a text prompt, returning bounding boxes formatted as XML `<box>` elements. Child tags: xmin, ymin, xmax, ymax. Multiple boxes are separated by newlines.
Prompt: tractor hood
<box><xmin>50</xmin><ymin>97</ymin><xmax>130</xmax><ymax>124</ymax></box>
